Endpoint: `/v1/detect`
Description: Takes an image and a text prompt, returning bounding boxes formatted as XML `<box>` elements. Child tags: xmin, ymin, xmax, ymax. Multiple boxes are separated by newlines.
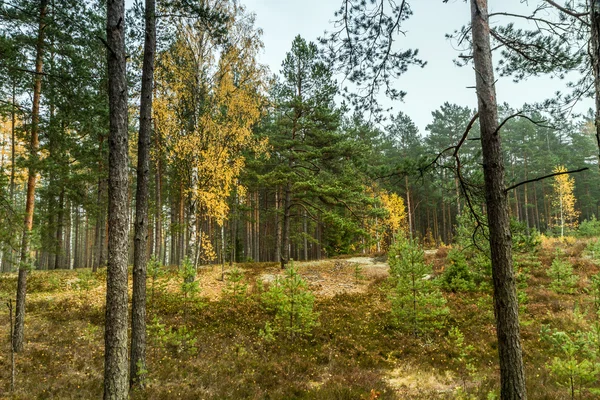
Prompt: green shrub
<box><xmin>586</xmin><ymin>239</ymin><xmax>600</xmax><ymax>261</ymax></box>
<box><xmin>577</xmin><ymin>215</ymin><xmax>600</xmax><ymax>238</ymax></box>
<box><xmin>448</xmin><ymin>326</ymin><xmax>477</xmax><ymax>393</ymax></box>
<box><xmin>261</xmin><ymin>263</ymin><xmax>319</xmax><ymax>340</ymax></box>
<box><xmin>548</xmin><ymin>251</ymin><xmax>578</xmax><ymax>294</ymax></box>
<box><xmin>148</xmin><ymin>256</ymin><xmax>167</xmax><ymax>311</ymax></box>
<box><xmin>388</xmin><ymin>237</ymin><xmax>449</xmax><ymax>337</ymax></box>
<box><xmin>223</xmin><ymin>267</ymin><xmax>248</xmax><ymax>303</ymax></box>
<box><xmin>540</xmin><ymin>326</ymin><xmax>600</xmax><ymax>400</ymax></box>
<box><xmin>75</xmin><ymin>269</ymin><xmax>96</xmax><ymax>291</ymax></box>
<box><xmin>441</xmin><ymin>250</ymin><xmax>476</xmax><ymax>292</ymax></box>
<box><xmin>511</xmin><ymin>219</ymin><xmax>541</xmax><ymax>253</ymax></box>
<box><xmin>149</xmin><ymin>316</ymin><xmax>198</xmax><ymax>356</ymax></box>
<box><xmin>179</xmin><ymin>257</ymin><xmax>202</xmax><ymax>319</ymax></box>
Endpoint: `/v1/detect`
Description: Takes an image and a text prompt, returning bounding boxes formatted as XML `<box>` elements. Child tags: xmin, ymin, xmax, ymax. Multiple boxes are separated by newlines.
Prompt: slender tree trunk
<box><xmin>406</xmin><ymin>176</ymin><xmax>413</xmax><ymax>238</ymax></box>
<box><xmin>55</xmin><ymin>187</ymin><xmax>65</xmax><ymax>269</ymax></box>
<box><xmin>523</xmin><ymin>154</ymin><xmax>530</xmax><ymax>234</ymax></box>
<box><xmin>281</xmin><ymin>183</ymin><xmax>291</xmax><ymax>269</ymax></box>
<box><xmin>154</xmin><ymin>121</ymin><xmax>162</xmax><ymax>262</ymax></box>
<box><xmin>303</xmin><ymin>209</ymin><xmax>308</xmax><ymax>261</ymax></box>
<box><xmin>74</xmin><ymin>206</ymin><xmax>80</xmax><ymax>268</ymax></box>
<box><xmin>533</xmin><ymin>182</ymin><xmax>540</xmax><ymax>230</ymax></box>
<box><xmin>104</xmin><ymin>0</ymin><xmax>130</xmax><ymax>397</ymax></box>
<box><xmin>84</xmin><ymin>211</ymin><xmax>90</xmax><ymax>268</ymax></box>
<box><xmin>591</xmin><ymin>1</ymin><xmax>600</xmax><ymax>170</ymax></box>
<box><xmin>130</xmin><ymin>0</ymin><xmax>155</xmax><ymax>387</ymax></box>
<box><xmin>470</xmin><ymin>1</ymin><xmax>527</xmax><ymax>398</ymax></box>
<box><xmin>179</xmin><ymin>182</ymin><xmax>185</xmax><ymax>265</ymax></box>
<box><xmin>3</xmin><ymin>83</ymin><xmax>17</xmax><ymax>273</ymax></box>
<box><xmin>275</xmin><ymin>188</ymin><xmax>281</xmax><ymax>263</ymax></box>
<box><xmin>13</xmin><ymin>0</ymin><xmax>47</xmax><ymax>353</ymax></box>
<box><xmin>10</xmin><ymin>82</ymin><xmax>16</xmax><ymax>202</ymax></box>
<box><xmin>170</xmin><ymin>189</ymin><xmax>176</xmax><ymax>265</ymax></box>
<box><xmin>254</xmin><ymin>191</ymin><xmax>260</xmax><ymax>262</ymax></box>
<box><xmin>94</xmin><ymin>171</ymin><xmax>105</xmax><ymax>272</ymax></box>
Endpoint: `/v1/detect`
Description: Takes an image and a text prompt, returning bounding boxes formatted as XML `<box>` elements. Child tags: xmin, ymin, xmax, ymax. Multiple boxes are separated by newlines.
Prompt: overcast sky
<box><xmin>241</xmin><ymin>0</ymin><xmax>593</xmax><ymax>133</ymax></box>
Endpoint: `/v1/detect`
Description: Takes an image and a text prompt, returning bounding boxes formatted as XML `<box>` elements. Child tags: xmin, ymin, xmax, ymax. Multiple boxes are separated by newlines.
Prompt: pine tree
<box><xmin>388</xmin><ymin>237</ymin><xmax>448</xmax><ymax>337</ymax></box>
<box><xmin>104</xmin><ymin>0</ymin><xmax>130</xmax><ymax>397</ymax></box>
<box><xmin>261</xmin><ymin>263</ymin><xmax>319</xmax><ymax>340</ymax></box>
<box><xmin>548</xmin><ymin>251</ymin><xmax>578</xmax><ymax>294</ymax></box>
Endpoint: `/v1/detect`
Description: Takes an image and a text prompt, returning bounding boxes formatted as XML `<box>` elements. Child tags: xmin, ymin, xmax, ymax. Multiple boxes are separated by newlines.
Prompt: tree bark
<box><xmin>13</xmin><ymin>0</ymin><xmax>47</xmax><ymax>353</ymax></box>
<box><xmin>104</xmin><ymin>0</ymin><xmax>130</xmax><ymax>398</ymax></box>
<box><xmin>591</xmin><ymin>1</ymin><xmax>600</xmax><ymax>169</ymax></box>
<box><xmin>55</xmin><ymin>187</ymin><xmax>65</xmax><ymax>269</ymax></box>
<box><xmin>281</xmin><ymin>183</ymin><xmax>291</xmax><ymax>269</ymax></box>
<box><xmin>470</xmin><ymin>1</ymin><xmax>527</xmax><ymax>398</ymax></box>
<box><xmin>130</xmin><ymin>0</ymin><xmax>155</xmax><ymax>388</ymax></box>
<box><xmin>154</xmin><ymin>120</ymin><xmax>162</xmax><ymax>262</ymax></box>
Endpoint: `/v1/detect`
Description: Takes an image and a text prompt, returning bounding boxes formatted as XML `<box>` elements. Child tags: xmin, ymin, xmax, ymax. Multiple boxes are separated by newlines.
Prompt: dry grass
<box><xmin>0</xmin><ymin>246</ymin><xmax>599</xmax><ymax>399</ymax></box>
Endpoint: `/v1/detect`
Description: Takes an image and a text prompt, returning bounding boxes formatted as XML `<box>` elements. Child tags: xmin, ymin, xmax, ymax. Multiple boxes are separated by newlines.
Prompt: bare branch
<box><xmin>504</xmin><ymin>167</ymin><xmax>588</xmax><ymax>193</ymax></box>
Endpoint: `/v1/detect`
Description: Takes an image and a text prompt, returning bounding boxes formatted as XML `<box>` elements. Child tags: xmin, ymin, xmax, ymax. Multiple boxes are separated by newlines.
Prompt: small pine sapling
<box><xmin>388</xmin><ymin>237</ymin><xmax>449</xmax><ymax>337</ymax></box>
<box><xmin>448</xmin><ymin>326</ymin><xmax>477</xmax><ymax>394</ymax></box>
<box><xmin>261</xmin><ymin>263</ymin><xmax>319</xmax><ymax>341</ymax></box>
<box><xmin>353</xmin><ymin>263</ymin><xmax>365</xmax><ymax>283</ymax></box>
<box><xmin>440</xmin><ymin>249</ymin><xmax>476</xmax><ymax>292</ymax></box>
<box><xmin>540</xmin><ymin>326</ymin><xmax>600</xmax><ymax>400</ymax></box>
<box><xmin>147</xmin><ymin>255</ymin><xmax>166</xmax><ymax>312</ymax></box>
<box><xmin>548</xmin><ymin>250</ymin><xmax>578</xmax><ymax>294</ymax></box>
<box><xmin>223</xmin><ymin>267</ymin><xmax>248</xmax><ymax>303</ymax></box>
<box><xmin>180</xmin><ymin>257</ymin><xmax>201</xmax><ymax>321</ymax></box>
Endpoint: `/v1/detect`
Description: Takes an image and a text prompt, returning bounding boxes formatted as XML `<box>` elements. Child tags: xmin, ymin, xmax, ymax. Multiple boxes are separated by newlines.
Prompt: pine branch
<box><xmin>504</xmin><ymin>167</ymin><xmax>588</xmax><ymax>193</ymax></box>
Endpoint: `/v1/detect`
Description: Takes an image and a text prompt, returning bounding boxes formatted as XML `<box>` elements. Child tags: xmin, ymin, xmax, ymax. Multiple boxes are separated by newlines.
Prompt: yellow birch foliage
<box><xmin>551</xmin><ymin>165</ymin><xmax>580</xmax><ymax>235</ymax></box>
<box><xmin>380</xmin><ymin>191</ymin><xmax>408</xmax><ymax>238</ymax></box>
<box><xmin>154</xmin><ymin>5</ymin><xmax>268</xmax><ymax>224</ymax></box>
<box><xmin>364</xmin><ymin>187</ymin><xmax>408</xmax><ymax>252</ymax></box>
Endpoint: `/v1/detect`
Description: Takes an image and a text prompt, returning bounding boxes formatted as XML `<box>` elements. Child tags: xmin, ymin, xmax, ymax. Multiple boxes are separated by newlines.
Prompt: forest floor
<box><xmin>0</xmin><ymin>239</ymin><xmax>598</xmax><ymax>399</ymax></box>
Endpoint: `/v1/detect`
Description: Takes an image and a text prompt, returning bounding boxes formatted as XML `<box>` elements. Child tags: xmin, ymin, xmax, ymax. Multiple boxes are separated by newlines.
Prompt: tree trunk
<box><xmin>281</xmin><ymin>183</ymin><xmax>291</xmax><ymax>269</ymax></box>
<box><xmin>104</xmin><ymin>0</ymin><xmax>130</xmax><ymax>397</ymax></box>
<box><xmin>523</xmin><ymin>154</ymin><xmax>530</xmax><ymax>234</ymax></box>
<box><xmin>154</xmin><ymin>121</ymin><xmax>162</xmax><ymax>262</ymax></box>
<box><xmin>13</xmin><ymin>0</ymin><xmax>47</xmax><ymax>353</ymax></box>
<box><xmin>303</xmin><ymin>209</ymin><xmax>308</xmax><ymax>261</ymax></box>
<box><xmin>591</xmin><ymin>1</ymin><xmax>600</xmax><ymax>170</ymax></box>
<box><xmin>275</xmin><ymin>188</ymin><xmax>281</xmax><ymax>263</ymax></box>
<box><xmin>74</xmin><ymin>205</ymin><xmax>80</xmax><ymax>268</ymax></box>
<box><xmin>254</xmin><ymin>191</ymin><xmax>260</xmax><ymax>262</ymax></box>
<box><xmin>406</xmin><ymin>176</ymin><xmax>413</xmax><ymax>238</ymax></box>
<box><xmin>55</xmin><ymin>187</ymin><xmax>65</xmax><ymax>269</ymax></box>
<box><xmin>94</xmin><ymin>171</ymin><xmax>106</xmax><ymax>272</ymax></box>
<box><xmin>130</xmin><ymin>0</ymin><xmax>155</xmax><ymax>387</ymax></box>
<box><xmin>10</xmin><ymin>81</ymin><xmax>16</xmax><ymax>202</ymax></box>
<box><xmin>470</xmin><ymin>1</ymin><xmax>527</xmax><ymax>398</ymax></box>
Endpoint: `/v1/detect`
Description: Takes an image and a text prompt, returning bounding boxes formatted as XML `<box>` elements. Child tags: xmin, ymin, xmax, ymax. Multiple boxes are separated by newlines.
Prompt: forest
<box><xmin>2</xmin><ymin>0</ymin><xmax>600</xmax><ymax>399</ymax></box>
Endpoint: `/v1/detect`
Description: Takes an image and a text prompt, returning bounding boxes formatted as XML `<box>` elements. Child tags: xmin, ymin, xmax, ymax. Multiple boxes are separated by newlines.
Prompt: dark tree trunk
<box><xmin>104</xmin><ymin>0</ymin><xmax>130</xmax><ymax>398</ymax></box>
<box><xmin>74</xmin><ymin>205</ymin><xmax>80</xmax><ymax>268</ymax></box>
<box><xmin>9</xmin><ymin>81</ymin><xmax>16</xmax><ymax>203</ymax></box>
<box><xmin>66</xmin><ymin>200</ymin><xmax>71</xmax><ymax>268</ymax></box>
<box><xmin>281</xmin><ymin>183</ymin><xmax>291</xmax><ymax>269</ymax></box>
<box><xmin>55</xmin><ymin>187</ymin><xmax>65</xmax><ymax>269</ymax></box>
<box><xmin>591</xmin><ymin>1</ymin><xmax>600</xmax><ymax>169</ymax></box>
<box><xmin>275</xmin><ymin>188</ymin><xmax>281</xmax><ymax>263</ymax></box>
<box><xmin>130</xmin><ymin>0</ymin><xmax>155</xmax><ymax>387</ymax></box>
<box><xmin>94</xmin><ymin>171</ymin><xmax>106</xmax><ymax>272</ymax></box>
<box><xmin>470</xmin><ymin>1</ymin><xmax>527</xmax><ymax>399</ymax></box>
<box><xmin>13</xmin><ymin>0</ymin><xmax>47</xmax><ymax>353</ymax></box>
<box><xmin>154</xmin><ymin>120</ymin><xmax>162</xmax><ymax>262</ymax></box>
<box><xmin>170</xmin><ymin>189</ymin><xmax>177</xmax><ymax>265</ymax></box>
<box><xmin>129</xmin><ymin>0</ymin><xmax>156</xmax><ymax>383</ymax></box>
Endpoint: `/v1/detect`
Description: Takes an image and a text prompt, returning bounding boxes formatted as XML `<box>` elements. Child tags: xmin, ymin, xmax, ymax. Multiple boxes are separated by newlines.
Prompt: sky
<box><xmin>241</xmin><ymin>0</ymin><xmax>593</xmax><ymax>133</ymax></box>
